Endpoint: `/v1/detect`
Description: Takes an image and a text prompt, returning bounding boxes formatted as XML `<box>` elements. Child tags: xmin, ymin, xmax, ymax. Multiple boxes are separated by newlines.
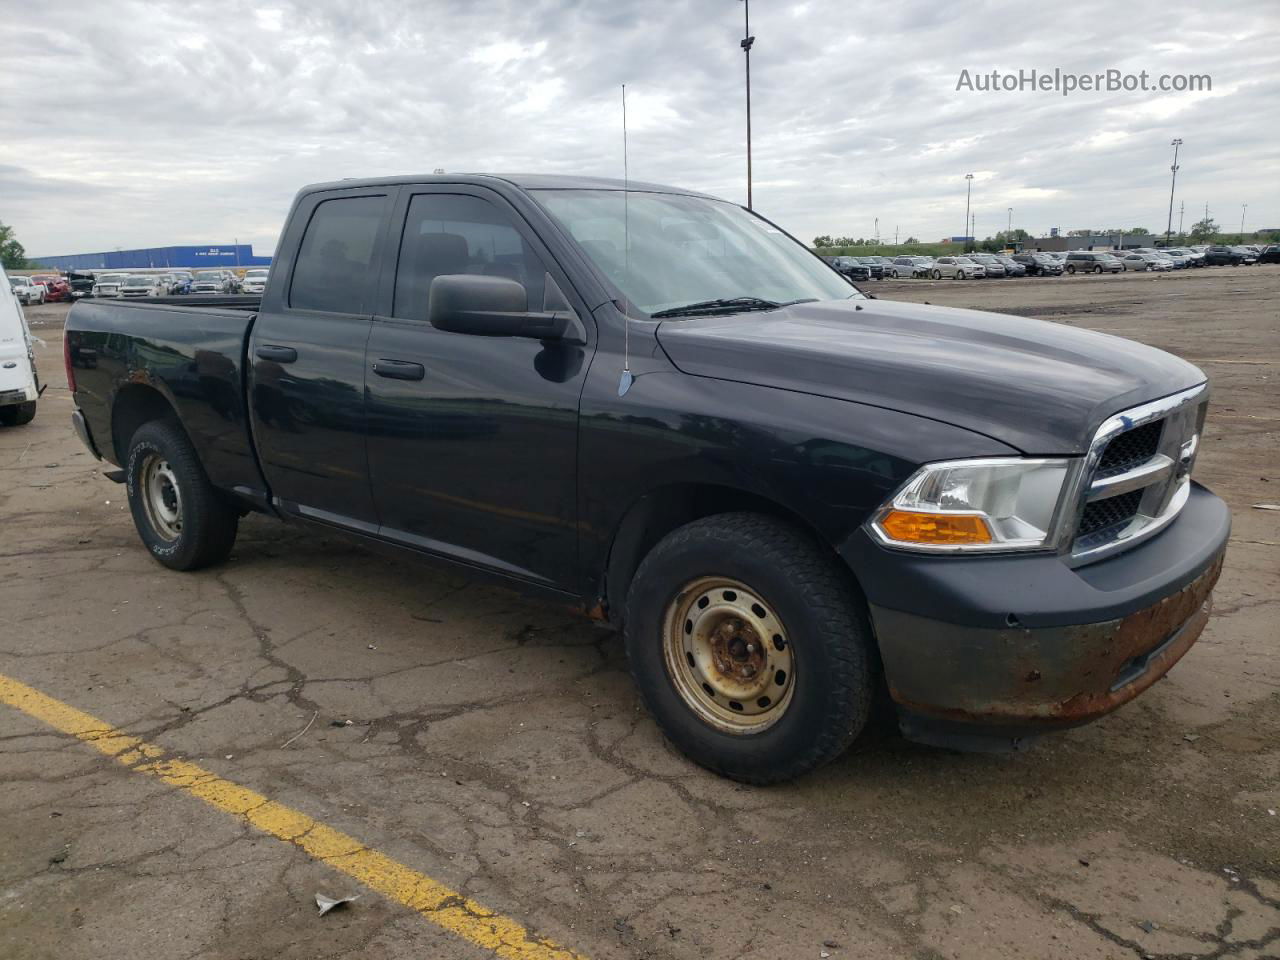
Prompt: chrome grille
<box><xmin>1066</xmin><ymin>384</ymin><xmax>1208</xmax><ymax>564</ymax></box>
<box><xmin>1095</xmin><ymin>420</ymin><xmax>1163</xmax><ymax>478</ymax></box>
<box><xmin>1078</xmin><ymin>489</ymin><xmax>1143</xmax><ymax>538</ymax></box>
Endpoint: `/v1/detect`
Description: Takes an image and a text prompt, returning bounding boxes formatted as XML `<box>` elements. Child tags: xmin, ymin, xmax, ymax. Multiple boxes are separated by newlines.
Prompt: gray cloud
<box><xmin>1</xmin><ymin>0</ymin><xmax>1276</xmax><ymax>257</ymax></box>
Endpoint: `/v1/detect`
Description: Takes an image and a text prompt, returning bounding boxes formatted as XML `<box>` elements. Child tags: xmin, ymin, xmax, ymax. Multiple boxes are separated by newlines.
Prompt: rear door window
<box><xmin>289</xmin><ymin>195</ymin><xmax>387</xmax><ymax>314</ymax></box>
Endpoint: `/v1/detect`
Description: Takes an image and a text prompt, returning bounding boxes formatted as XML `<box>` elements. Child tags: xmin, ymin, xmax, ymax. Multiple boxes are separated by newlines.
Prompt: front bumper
<box><xmin>843</xmin><ymin>482</ymin><xmax>1230</xmax><ymax>749</ymax></box>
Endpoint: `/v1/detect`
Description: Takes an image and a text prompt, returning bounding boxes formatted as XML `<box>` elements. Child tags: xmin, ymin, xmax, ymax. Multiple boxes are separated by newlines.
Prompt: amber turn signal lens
<box><xmin>879</xmin><ymin>510</ymin><xmax>992</xmax><ymax>545</ymax></box>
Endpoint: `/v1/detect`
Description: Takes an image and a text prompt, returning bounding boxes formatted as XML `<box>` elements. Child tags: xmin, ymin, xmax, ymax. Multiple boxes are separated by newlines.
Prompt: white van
<box><xmin>1</xmin><ymin>265</ymin><xmax>40</xmax><ymax>426</ymax></box>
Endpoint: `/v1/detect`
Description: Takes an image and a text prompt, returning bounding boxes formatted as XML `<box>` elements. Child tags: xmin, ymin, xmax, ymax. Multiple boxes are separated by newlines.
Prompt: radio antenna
<box><xmin>618</xmin><ymin>83</ymin><xmax>634</xmax><ymax>397</ymax></box>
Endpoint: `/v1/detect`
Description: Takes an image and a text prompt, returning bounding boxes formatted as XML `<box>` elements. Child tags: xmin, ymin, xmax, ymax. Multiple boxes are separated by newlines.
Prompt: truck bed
<box><xmin>66</xmin><ymin>297</ymin><xmax>267</xmax><ymax>504</ymax></box>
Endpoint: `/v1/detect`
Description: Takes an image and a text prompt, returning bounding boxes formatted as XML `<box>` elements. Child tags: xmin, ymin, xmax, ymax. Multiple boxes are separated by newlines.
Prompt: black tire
<box><xmin>1093</xmin><ymin>265</ymin><xmax>1103</xmax><ymax>274</ymax></box>
<box><xmin>1066</xmin><ymin>265</ymin><xmax>1076</xmax><ymax>274</ymax></box>
<box><xmin>125</xmin><ymin>419</ymin><xmax>238</xmax><ymax>571</ymax></box>
<box><xmin>931</xmin><ymin>269</ymin><xmax>942</xmax><ymax>280</ymax></box>
<box><xmin>624</xmin><ymin>513</ymin><xmax>874</xmax><ymax>784</ymax></box>
<box><xmin>0</xmin><ymin>401</ymin><xmax>36</xmax><ymax>426</ymax></box>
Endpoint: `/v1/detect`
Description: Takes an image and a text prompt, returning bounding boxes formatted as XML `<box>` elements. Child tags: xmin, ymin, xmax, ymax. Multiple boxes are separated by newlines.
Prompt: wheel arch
<box><xmin>600</xmin><ymin>481</ymin><xmax>854</xmax><ymax>629</ymax></box>
<box><xmin>110</xmin><ymin>383</ymin><xmax>183</xmax><ymax>465</ymax></box>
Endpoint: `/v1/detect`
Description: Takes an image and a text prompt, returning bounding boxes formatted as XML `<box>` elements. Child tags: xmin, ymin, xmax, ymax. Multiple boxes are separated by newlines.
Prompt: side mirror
<box><xmin>428</xmin><ymin>274</ymin><xmax>576</xmax><ymax>341</ymax></box>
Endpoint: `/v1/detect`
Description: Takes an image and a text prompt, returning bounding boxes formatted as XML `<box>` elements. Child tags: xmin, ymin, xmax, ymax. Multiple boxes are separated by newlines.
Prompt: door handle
<box><xmin>372</xmin><ymin>359</ymin><xmax>425</xmax><ymax>381</ymax></box>
<box><xmin>256</xmin><ymin>345</ymin><xmax>297</xmax><ymax>363</ymax></box>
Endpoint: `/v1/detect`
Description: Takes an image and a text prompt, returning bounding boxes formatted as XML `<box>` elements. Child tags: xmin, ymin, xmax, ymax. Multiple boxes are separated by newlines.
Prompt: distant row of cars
<box><xmin>89</xmin><ymin>268</ymin><xmax>270</xmax><ymax>298</ymax></box>
<box><xmin>822</xmin><ymin>243</ymin><xmax>1277</xmax><ymax>282</ymax></box>
<box><xmin>6</xmin><ymin>267</ymin><xmax>271</xmax><ymax>305</ymax></box>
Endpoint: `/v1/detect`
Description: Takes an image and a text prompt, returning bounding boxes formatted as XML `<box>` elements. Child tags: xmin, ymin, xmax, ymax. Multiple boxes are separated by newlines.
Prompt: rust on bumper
<box><xmin>876</xmin><ymin>551</ymin><xmax>1224</xmax><ymax>730</ymax></box>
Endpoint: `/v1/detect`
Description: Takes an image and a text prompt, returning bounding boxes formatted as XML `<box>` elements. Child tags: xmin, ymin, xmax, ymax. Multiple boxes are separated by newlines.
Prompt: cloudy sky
<box><xmin>1</xmin><ymin>0</ymin><xmax>1276</xmax><ymax>259</ymax></box>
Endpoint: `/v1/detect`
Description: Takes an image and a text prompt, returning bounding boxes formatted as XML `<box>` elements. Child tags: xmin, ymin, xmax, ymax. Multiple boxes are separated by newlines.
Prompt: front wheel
<box><xmin>1093</xmin><ymin>265</ymin><xmax>1103</xmax><ymax>274</ymax></box>
<box><xmin>125</xmin><ymin>420</ymin><xmax>239</xmax><ymax>570</ymax></box>
<box><xmin>624</xmin><ymin>513</ymin><xmax>874</xmax><ymax>783</ymax></box>
<box><xmin>1066</xmin><ymin>265</ymin><xmax>1076</xmax><ymax>274</ymax></box>
<box><xmin>956</xmin><ymin>270</ymin><xmax>966</xmax><ymax>280</ymax></box>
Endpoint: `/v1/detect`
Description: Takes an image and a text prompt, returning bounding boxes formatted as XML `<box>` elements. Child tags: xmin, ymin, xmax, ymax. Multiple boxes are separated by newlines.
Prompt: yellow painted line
<box><xmin>0</xmin><ymin>672</ymin><xmax>586</xmax><ymax>960</ymax></box>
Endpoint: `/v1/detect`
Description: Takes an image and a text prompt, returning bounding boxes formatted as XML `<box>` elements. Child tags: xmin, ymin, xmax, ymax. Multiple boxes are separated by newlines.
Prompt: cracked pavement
<box><xmin>2</xmin><ymin>267</ymin><xmax>1277</xmax><ymax>959</ymax></box>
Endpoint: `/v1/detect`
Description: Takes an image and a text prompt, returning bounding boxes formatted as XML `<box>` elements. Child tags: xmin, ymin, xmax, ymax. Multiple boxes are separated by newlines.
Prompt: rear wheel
<box><xmin>624</xmin><ymin>513</ymin><xmax>874</xmax><ymax>783</ymax></box>
<box><xmin>931</xmin><ymin>269</ymin><xmax>942</xmax><ymax>280</ymax></box>
<box><xmin>125</xmin><ymin>419</ymin><xmax>239</xmax><ymax>571</ymax></box>
<box><xmin>0</xmin><ymin>402</ymin><xmax>36</xmax><ymax>426</ymax></box>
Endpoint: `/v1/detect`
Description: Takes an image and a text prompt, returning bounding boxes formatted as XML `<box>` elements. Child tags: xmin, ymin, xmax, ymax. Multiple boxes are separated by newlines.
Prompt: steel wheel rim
<box><xmin>662</xmin><ymin>577</ymin><xmax>796</xmax><ymax>734</ymax></box>
<box><xmin>141</xmin><ymin>454</ymin><xmax>183</xmax><ymax>541</ymax></box>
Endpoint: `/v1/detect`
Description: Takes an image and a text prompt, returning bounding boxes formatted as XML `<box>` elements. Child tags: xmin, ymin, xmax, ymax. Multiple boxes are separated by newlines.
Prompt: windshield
<box><xmin>533</xmin><ymin>189</ymin><xmax>857</xmax><ymax>315</ymax></box>
<box><xmin>125</xmin><ymin>275</ymin><xmax>152</xmax><ymax>284</ymax></box>
<box><xmin>245</xmin><ymin>269</ymin><xmax>268</xmax><ymax>278</ymax></box>
<box><xmin>195</xmin><ymin>271</ymin><xmax>222</xmax><ymax>279</ymax></box>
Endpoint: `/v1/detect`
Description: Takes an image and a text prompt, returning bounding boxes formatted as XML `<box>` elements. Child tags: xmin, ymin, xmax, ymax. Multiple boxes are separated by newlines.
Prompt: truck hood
<box><xmin>655</xmin><ymin>298</ymin><xmax>1205</xmax><ymax>454</ymax></box>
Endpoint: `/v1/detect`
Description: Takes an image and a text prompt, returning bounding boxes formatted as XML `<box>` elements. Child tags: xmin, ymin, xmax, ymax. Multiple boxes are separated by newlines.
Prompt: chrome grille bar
<box><xmin>1062</xmin><ymin>383</ymin><xmax>1208</xmax><ymax>565</ymax></box>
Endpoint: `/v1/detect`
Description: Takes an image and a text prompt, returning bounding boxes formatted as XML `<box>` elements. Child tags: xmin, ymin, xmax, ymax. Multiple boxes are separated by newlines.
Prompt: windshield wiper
<box><xmin>649</xmin><ymin>296</ymin><xmax>782</xmax><ymax>319</ymax></box>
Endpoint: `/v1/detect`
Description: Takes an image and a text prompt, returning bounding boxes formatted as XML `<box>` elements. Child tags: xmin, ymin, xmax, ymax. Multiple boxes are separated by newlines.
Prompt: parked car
<box><xmin>889</xmin><ymin>256</ymin><xmax>931</xmax><ymax>279</ymax></box>
<box><xmin>1202</xmin><ymin>245</ymin><xmax>1247</xmax><ymax>266</ymax></box>
<box><xmin>967</xmin><ymin>254</ymin><xmax>1007</xmax><ymax>278</ymax></box>
<box><xmin>1162</xmin><ymin>247</ymin><xmax>1204</xmax><ymax>267</ymax></box>
<box><xmin>1229</xmin><ymin>246</ymin><xmax>1259</xmax><ymax>265</ymax></box>
<box><xmin>67</xmin><ymin>270</ymin><xmax>96</xmax><ymax>298</ymax></box>
<box><xmin>1</xmin><ymin>265</ymin><xmax>41</xmax><ymax>426</ymax></box>
<box><xmin>166</xmin><ymin>272</ymin><xmax>194</xmax><ymax>294</ymax></box>
<box><xmin>931</xmin><ymin>256</ymin><xmax>985</xmax><ymax>279</ymax></box>
<box><xmin>239</xmin><ymin>268</ymin><xmax>271</xmax><ymax>295</ymax></box>
<box><xmin>995</xmin><ymin>256</ymin><xmax>1026</xmax><ymax>277</ymax></box>
<box><xmin>1064</xmin><ymin>252</ymin><xmax>1123</xmax><ymax>274</ymax></box>
<box><xmin>1011</xmin><ymin>253</ymin><xmax>1063</xmax><ymax>276</ymax></box>
<box><xmin>119</xmin><ymin>275</ymin><xmax>166</xmax><ymax>298</ymax></box>
<box><xmin>1257</xmin><ymin>245</ymin><xmax>1280</xmax><ymax>264</ymax></box>
<box><xmin>190</xmin><ymin>269</ymin><xmax>235</xmax><ymax>294</ymax></box>
<box><xmin>1151</xmin><ymin>250</ymin><xmax>1190</xmax><ymax>269</ymax></box>
<box><xmin>830</xmin><ymin>256</ymin><xmax>872</xmax><ymax>281</ymax></box>
<box><xmin>9</xmin><ymin>275</ymin><xmax>45</xmax><ymax>305</ymax></box>
<box><xmin>852</xmin><ymin>256</ymin><xmax>886</xmax><ymax>280</ymax></box>
<box><xmin>91</xmin><ymin>273</ymin><xmax>131</xmax><ymax>298</ymax></box>
<box><xmin>30</xmin><ymin>274</ymin><xmax>72</xmax><ymax>302</ymax></box>
<box><xmin>1117</xmin><ymin>252</ymin><xmax>1173</xmax><ymax>272</ymax></box>
<box><xmin>66</xmin><ymin>172</ymin><xmax>1229</xmax><ymax>783</ymax></box>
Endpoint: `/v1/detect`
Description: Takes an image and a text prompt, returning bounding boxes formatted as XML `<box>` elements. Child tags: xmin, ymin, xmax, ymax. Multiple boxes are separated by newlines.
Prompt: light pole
<box><xmin>963</xmin><ymin>173</ymin><xmax>974</xmax><ymax>251</ymax></box>
<box><xmin>1007</xmin><ymin>207</ymin><xmax>1012</xmax><ymax>237</ymax></box>
<box><xmin>1165</xmin><ymin>138</ymin><xmax>1182</xmax><ymax>247</ymax></box>
<box><xmin>739</xmin><ymin>0</ymin><xmax>755</xmax><ymax>210</ymax></box>
<box><xmin>1240</xmin><ymin>203</ymin><xmax>1247</xmax><ymax>242</ymax></box>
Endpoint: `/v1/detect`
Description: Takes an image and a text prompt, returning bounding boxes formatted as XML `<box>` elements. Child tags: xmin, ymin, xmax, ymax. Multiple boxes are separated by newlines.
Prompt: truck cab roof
<box><xmin>302</xmin><ymin>173</ymin><xmax>722</xmax><ymax>200</ymax></box>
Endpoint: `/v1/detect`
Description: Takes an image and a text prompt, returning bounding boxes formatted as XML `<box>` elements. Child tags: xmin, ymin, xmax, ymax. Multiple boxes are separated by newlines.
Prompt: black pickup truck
<box><xmin>65</xmin><ymin>174</ymin><xmax>1229</xmax><ymax>782</ymax></box>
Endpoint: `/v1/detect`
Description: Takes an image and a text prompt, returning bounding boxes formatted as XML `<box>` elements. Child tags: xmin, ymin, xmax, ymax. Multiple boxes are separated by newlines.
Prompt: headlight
<box><xmin>869</xmin><ymin>457</ymin><xmax>1075</xmax><ymax>553</ymax></box>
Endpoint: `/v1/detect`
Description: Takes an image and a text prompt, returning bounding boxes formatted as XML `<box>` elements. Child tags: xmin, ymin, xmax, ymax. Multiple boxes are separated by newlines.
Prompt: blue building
<box><xmin>33</xmin><ymin>244</ymin><xmax>272</xmax><ymax>270</ymax></box>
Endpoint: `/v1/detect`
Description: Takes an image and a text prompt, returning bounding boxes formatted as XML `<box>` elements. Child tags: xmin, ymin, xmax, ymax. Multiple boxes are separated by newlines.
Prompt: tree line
<box><xmin>1</xmin><ymin>220</ymin><xmax>29</xmax><ymax>269</ymax></box>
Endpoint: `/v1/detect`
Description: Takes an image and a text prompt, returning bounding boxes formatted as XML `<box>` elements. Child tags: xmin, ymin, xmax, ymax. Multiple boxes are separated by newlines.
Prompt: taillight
<box><xmin>63</xmin><ymin>331</ymin><xmax>76</xmax><ymax>394</ymax></box>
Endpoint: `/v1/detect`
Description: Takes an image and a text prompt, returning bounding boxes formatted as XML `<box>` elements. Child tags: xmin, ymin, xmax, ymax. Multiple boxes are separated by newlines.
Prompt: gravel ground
<box><xmin>2</xmin><ymin>267</ymin><xmax>1277</xmax><ymax>960</ymax></box>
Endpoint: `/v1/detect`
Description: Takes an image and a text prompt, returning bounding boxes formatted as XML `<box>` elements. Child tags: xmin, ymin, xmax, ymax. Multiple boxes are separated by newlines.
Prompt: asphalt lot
<box><xmin>2</xmin><ymin>267</ymin><xmax>1277</xmax><ymax>960</ymax></box>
